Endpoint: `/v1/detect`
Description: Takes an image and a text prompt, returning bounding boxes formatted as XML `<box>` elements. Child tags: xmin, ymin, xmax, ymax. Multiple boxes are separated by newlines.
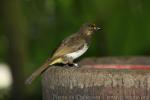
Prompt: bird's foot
<box><xmin>67</xmin><ymin>63</ymin><xmax>80</xmax><ymax>67</ymax></box>
<box><xmin>73</xmin><ymin>63</ymin><xmax>80</xmax><ymax>67</ymax></box>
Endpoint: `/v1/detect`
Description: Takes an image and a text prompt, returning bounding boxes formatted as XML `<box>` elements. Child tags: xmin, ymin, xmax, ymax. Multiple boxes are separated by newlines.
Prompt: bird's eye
<box><xmin>88</xmin><ymin>24</ymin><xmax>97</xmax><ymax>31</ymax></box>
<box><xmin>88</xmin><ymin>24</ymin><xmax>94</xmax><ymax>27</ymax></box>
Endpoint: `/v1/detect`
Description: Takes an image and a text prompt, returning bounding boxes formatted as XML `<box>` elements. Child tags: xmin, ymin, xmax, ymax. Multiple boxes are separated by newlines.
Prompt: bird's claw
<box><xmin>73</xmin><ymin>63</ymin><xmax>79</xmax><ymax>67</ymax></box>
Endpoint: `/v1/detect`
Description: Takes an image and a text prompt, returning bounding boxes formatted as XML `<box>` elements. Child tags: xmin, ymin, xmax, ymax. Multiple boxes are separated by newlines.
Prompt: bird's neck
<box><xmin>85</xmin><ymin>35</ymin><xmax>92</xmax><ymax>45</ymax></box>
<box><xmin>80</xmin><ymin>31</ymin><xmax>93</xmax><ymax>45</ymax></box>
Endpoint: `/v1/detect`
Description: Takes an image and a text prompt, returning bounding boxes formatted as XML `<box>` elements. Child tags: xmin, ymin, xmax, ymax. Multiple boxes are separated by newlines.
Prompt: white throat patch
<box><xmin>66</xmin><ymin>44</ymin><xmax>88</xmax><ymax>59</ymax></box>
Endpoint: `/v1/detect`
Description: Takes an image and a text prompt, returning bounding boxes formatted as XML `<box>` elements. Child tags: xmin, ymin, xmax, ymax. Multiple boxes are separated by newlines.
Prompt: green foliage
<box><xmin>0</xmin><ymin>88</ymin><xmax>10</xmax><ymax>100</ymax></box>
<box><xmin>22</xmin><ymin>0</ymin><xmax>150</xmax><ymax>58</ymax></box>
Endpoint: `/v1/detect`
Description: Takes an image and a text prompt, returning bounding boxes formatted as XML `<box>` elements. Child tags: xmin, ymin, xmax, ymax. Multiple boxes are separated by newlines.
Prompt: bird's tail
<box><xmin>25</xmin><ymin>58</ymin><xmax>63</xmax><ymax>85</ymax></box>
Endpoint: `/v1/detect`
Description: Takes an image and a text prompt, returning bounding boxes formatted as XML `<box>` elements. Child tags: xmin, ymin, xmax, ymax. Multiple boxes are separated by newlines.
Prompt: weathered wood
<box><xmin>42</xmin><ymin>57</ymin><xmax>150</xmax><ymax>100</ymax></box>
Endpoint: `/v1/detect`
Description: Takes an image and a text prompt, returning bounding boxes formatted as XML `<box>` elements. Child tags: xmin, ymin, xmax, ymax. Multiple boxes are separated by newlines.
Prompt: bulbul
<box><xmin>25</xmin><ymin>23</ymin><xmax>100</xmax><ymax>85</ymax></box>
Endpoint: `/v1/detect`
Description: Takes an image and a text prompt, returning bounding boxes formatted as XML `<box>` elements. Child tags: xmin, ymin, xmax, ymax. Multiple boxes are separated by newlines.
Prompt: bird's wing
<box><xmin>25</xmin><ymin>34</ymin><xmax>84</xmax><ymax>85</ymax></box>
<box><xmin>51</xmin><ymin>33</ymin><xmax>85</xmax><ymax>59</ymax></box>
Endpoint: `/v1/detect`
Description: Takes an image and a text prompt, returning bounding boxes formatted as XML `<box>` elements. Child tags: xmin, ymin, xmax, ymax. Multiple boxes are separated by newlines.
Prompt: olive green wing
<box><xmin>51</xmin><ymin>34</ymin><xmax>85</xmax><ymax>60</ymax></box>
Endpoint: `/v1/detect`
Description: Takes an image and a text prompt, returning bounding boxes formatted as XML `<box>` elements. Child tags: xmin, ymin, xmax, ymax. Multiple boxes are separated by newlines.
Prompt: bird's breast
<box><xmin>65</xmin><ymin>44</ymin><xmax>88</xmax><ymax>59</ymax></box>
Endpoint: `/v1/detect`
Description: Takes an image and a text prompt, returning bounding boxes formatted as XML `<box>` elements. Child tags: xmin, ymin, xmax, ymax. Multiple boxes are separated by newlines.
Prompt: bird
<box><xmin>25</xmin><ymin>23</ymin><xmax>100</xmax><ymax>85</ymax></box>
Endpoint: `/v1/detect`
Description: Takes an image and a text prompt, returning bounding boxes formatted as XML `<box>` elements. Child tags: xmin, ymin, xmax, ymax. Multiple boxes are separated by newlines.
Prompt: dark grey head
<box><xmin>79</xmin><ymin>23</ymin><xmax>101</xmax><ymax>36</ymax></box>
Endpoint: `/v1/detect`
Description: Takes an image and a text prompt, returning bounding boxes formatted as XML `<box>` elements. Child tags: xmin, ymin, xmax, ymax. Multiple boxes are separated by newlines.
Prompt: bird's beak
<box><xmin>94</xmin><ymin>27</ymin><xmax>101</xmax><ymax>31</ymax></box>
<box><xmin>96</xmin><ymin>27</ymin><xmax>101</xmax><ymax>31</ymax></box>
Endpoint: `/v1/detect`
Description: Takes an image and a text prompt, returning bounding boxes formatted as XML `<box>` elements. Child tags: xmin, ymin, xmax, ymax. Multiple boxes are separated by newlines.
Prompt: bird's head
<box><xmin>79</xmin><ymin>23</ymin><xmax>101</xmax><ymax>36</ymax></box>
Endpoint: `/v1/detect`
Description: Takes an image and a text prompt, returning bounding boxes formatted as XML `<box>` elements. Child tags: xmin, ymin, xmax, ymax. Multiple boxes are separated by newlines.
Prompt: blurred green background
<box><xmin>0</xmin><ymin>0</ymin><xmax>150</xmax><ymax>100</ymax></box>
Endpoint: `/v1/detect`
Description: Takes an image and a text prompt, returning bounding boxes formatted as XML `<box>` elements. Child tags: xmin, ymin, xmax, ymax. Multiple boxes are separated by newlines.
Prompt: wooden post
<box><xmin>42</xmin><ymin>57</ymin><xmax>150</xmax><ymax>100</ymax></box>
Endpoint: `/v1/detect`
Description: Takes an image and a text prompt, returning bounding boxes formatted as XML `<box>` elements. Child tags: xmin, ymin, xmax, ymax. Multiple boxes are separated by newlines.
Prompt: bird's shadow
<box><xmin>54</xmin><ymin>63</ymin><xmax>74</xmax><ymax>68</ymax></box>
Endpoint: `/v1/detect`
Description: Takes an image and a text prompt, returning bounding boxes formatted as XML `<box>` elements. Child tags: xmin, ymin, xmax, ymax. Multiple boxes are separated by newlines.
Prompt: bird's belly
<box><xmin>65</xmin><ymin>44</ymin><xmax>88</xmax><ymax>59</ymax></box>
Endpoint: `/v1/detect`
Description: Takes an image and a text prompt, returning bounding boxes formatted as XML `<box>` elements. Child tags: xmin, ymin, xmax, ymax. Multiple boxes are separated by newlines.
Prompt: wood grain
<box><xmin>42</xmin><ymin>57</ymin><xmax>150</xmax><ymax>100</ymax></box>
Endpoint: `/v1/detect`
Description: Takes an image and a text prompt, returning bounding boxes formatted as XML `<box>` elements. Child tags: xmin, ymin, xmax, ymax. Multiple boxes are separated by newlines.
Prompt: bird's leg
<box><xmin>67</xmin><ymin>58</ymin><xmax>74</xmax><ymax>67</ymax></box>
<box><xmin>62</xmin><ymin>56</ymin><xmax>73</xmax><ymax>67</ymax></box>
<box><xmin>67</xmin><ymin>58</ymin><xmax>79</xmax><ymax>67</ymax></box>
<box><xmin>63</xmin><ymin>56</ymin><xmax>79</xmax><ymax>67</ymax></box>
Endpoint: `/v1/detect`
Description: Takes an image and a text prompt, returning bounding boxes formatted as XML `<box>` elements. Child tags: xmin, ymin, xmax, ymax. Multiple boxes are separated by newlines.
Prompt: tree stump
<box><xmin>42</xmin><ymin>57</ymin><xmax>150</xmax><ymax>100</ymax></box>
